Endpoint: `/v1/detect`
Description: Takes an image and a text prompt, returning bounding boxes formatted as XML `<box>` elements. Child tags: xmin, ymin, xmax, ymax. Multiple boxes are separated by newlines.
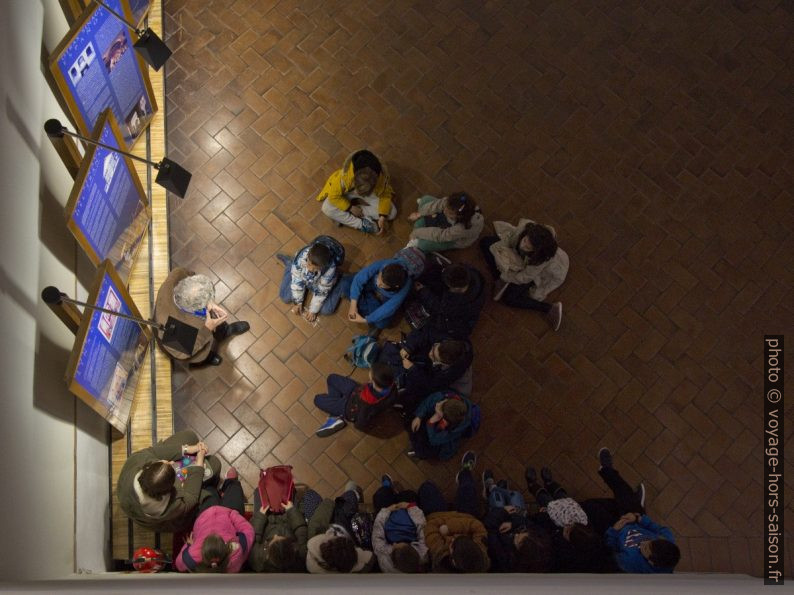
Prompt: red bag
<box><xmin>257</xmin><ymin>465</ymin><xmax>294</xmax><ymax>514</ymax></box>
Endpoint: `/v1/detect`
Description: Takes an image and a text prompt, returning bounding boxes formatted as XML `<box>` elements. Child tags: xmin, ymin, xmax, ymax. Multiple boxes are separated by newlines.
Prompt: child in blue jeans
<box><xmin>481</xmin><ymin>469</ymin><xmax>526</xmax><ymax>511</ymax></box>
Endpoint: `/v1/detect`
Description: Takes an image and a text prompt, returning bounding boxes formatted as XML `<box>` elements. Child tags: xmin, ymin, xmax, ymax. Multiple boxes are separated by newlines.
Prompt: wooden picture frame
<box><xmin>64</xmin><ymin>109</ymin><xmax>151</xmax><ymax>286</ymax></box>
<box><xmin>49</xmin><ymin>0</ymin><xmax>158</xmax><ymax>149</ymax></box>
<box><xmin>64</xmin><ymin>261</ymin><xmax>152</xmax><ymax>434</ymax></box>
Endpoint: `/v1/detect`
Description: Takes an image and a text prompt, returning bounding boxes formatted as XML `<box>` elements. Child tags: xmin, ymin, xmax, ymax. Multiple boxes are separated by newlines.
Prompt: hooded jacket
<box><xmin>372</xmin><ymin>506</ymin><xmax>429</xmax><ymax>573</ymax></box>
<box><xmin>414</xmin><ymin>264</ymin><xmax>486</xmax><ymax>339</ymax></box>
<box><xmin>489</xmin><ymin>219</ymin><xmax>569</xmax><ymax>301</ymax></box>
<box><xmin>410</xmin><ymin>195</ymin><xmax>485</xmax><ymax>248</ymax></box>
<box><xmin>117</xmin><ymin>430</ymin><xmax>221</xmax><ymax>533</ymax></box>
<box><xmin>349</xmin><ymin>258</ymin><xmax>411</xmax><ymax>326</ymax></box>
<box><xmin>248</xmin><ymin>505</ymin><xmax>309</xmax><ymax>572</ymax></box>
<box><xmin>316</xmin><ymin>151</ymin><xmax>394</xmax><ymax>217</ymax></box>
<box><xmin>174</xmin><ymin>505</ymin><xmax>254</xmax><ymax>573</ymax></box>
<box><xmin>305</xmin><ymin>529</ymin><xmax>374</xmax><ymax>574</ymax></box>
<box><xmin>425</xmin><ymin>511</ymin><xmax>489</xmax><ymax>572</ymax></box>
<box><xmin>414</xmin><ymin>391</ymin><xmax>474</xmax><ymax>461</ymax></box>
<box><xmin>605</xmin><ymin>515</ymin><xmax>676</xmax><ymax>573</ymax></box>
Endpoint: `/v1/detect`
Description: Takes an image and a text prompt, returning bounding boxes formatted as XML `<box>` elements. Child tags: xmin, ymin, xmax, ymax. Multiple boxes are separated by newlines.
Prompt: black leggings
<box><xmin>199</xmin><ymin>478</ymin><xmax>245</xmax><ymax>515</ymax></box>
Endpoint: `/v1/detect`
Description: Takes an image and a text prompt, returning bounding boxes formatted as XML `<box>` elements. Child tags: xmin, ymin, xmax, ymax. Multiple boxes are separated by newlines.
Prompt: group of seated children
<box><xmin>118</xmin><ymin>431</ymin><xmax>679</xmax><ymax>574</ymax></box>
<box><xmin>274</xmin><ymin>150</ymin><xmax>569</xmax><ymax>456</ymax></box>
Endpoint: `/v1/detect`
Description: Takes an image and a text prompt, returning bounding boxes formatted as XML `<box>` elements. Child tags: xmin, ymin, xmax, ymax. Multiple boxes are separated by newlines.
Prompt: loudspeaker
<box><xmin>155</xmin><ymin>158</ymin><xmax>192</xmax><ymax>198</ymax></box>
<box><xmin>133</xmin><ymin>28</ymin><xmax>172</xmax><ymax>71</ymax></box>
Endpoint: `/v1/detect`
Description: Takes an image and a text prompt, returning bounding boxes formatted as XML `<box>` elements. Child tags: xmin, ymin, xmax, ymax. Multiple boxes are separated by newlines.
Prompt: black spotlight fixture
<box><xmin>45</xmin><ymin>118</ymin><xmax>192</xmax><ymax>198</ymax></box>
<box><xmin>94</xmin><ymin>0</ymin><xmax>172</xmax><ymax>71</ymax></box>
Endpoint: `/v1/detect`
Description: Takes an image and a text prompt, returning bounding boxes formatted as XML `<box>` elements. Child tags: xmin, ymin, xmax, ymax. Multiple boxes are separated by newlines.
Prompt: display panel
<box><xmin>65</xmin><ymin>261</ymin><xmax>151</xmax><ymax>433</ymax></box>
<box><xmin>65</xmin><ymin>109</ymin><xmax>150</xmax><ymax>285</ymax></box>
<box><xmin>49</xmin><ymin>0</ymin><xmax>157</xmax><ymax>148</ymax></box>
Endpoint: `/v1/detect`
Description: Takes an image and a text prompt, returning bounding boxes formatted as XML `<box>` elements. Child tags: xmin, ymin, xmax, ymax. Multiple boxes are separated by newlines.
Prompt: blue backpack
<box><xmin>312</xmin><ymin>235</ymin><xmax>345</xmax><ymax>268</ymax></box>
<box><xmin>463</xmin><ymin>402</ymin><xmax>481</xmax><ymax>438</ymax></box>
<box><xmin>345</xmin><ymin>334</ymin><xmax>380</xmax><ymax>369</ymax></box>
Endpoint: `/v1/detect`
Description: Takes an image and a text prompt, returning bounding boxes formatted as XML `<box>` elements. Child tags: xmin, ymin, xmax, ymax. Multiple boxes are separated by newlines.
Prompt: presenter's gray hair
<box><xmin>173</xmin><ymin>274</ymin><xmax>215</xmax><ymax>311</ymax></box>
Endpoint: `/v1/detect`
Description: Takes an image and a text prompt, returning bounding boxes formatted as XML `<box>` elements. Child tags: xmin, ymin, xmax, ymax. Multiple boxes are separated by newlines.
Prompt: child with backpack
<box><xmin>313</xmin><ymin>363</ymin><xmax>397</xmax><ymax>437</ymax></box>
<box><xmin>276</xmin><ymin>235</ymin><xmax>345</xmax><ymax>322</ymax></box>
<box><xmin>407</xmin><ymin>390</ymin><xmax>477</xmax><ymax>461</ymax></box>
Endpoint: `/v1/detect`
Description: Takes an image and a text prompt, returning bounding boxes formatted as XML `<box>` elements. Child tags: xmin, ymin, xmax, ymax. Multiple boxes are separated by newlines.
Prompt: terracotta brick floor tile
<box><xmin>165</xmin><ymin>0</ymin><xmax>794</xmax><ymax>576</ymax></box>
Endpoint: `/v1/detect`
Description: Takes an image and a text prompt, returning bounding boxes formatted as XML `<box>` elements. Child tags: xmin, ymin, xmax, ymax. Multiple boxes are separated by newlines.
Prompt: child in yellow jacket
<box><xmin>317</xmin><ymin>150</ymin><xmax>396</xmax><ymax>234</ymax></box>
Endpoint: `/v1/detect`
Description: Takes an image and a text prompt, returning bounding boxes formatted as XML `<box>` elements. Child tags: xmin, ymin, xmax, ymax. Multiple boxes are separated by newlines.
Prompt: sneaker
<box><xmin>547</xmin><ymin>302</ymin><xmax>562</xmax><ymax>331</ymax></box>
<box><xmin>315</xmin><ymin>416</ymin><xmax>346</xmax><ymax>438</ymax></box>
<box><xmin>276</xmin><ymin>253</ymin><xmax>292</xmax><ymax>267</ymax></box>
<box><xmin>225</xmin><ymin>321</ymin><xmax>250</xmax><ymax>337</ymax></box>
<box><xmin>406</xmin><ymin>450</ymin><xmax>418</xmax><ymax>458</ymax></box>
<box><xmin>461</xmin><ymin>450</ymin><xmax>477</xmax><ymax>471</ymax></box>
<box><xmin>636</xmin><ymin>482</ymin><xmax>646</xmax><ymax>508</ymax></box>
<box><xmin>497</xmin><ymin>479</ymin><xmax>508</xmax><ymax>490</ymax></box>
<box><xmin>493</xmin><ymin>279</ymin><xmax>510</xmax><ymax>301</ymax></box>
<box><xmin>540</xmin><ymin>467</ymin><xmax>553</xmax><ymax>485</ymax></box>
<box><xmin>482</xmin><ymin>469</ymin><xmax>495</xmax><ymax>498</ymax></box>
<box><xmin>381</xmin><ymin>474</ymin><xmax>393</xmax><ymax>489</ymax></box>
<box><xmin>525</xmin><ymin>466</ymin><xmax>538</xmax><ymax>486</ymax></box>
<box><xmin>598</xmin><ymin>447</ymin><xmax>613</xmax><ymax>470</ymax></box>
<box><xmin>360</xmin><ymin>218</ymin><xmax>378</xmax><ymax>234</ymax></box>
<box><xmin>344</xmin><ymin>480</ymin><xmax>362</xmax><ymax>502</ymax></box>
<box><xmin>225</xmin><ymin>466</ymin><xmax>238</xmax><ymax>480</ymax></box>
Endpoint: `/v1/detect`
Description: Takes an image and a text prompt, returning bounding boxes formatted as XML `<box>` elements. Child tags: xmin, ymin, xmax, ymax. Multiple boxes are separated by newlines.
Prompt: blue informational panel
<box><xmin>49</xmin><ymin>0</ymin><xmax>157</xmax><ymax>148</ymax></box>
<box><xmin>66</xmin><ymin>262</ymin><xmax>151</xmax><ymax>433</ymax></box>
<box><xmin>65</xmin><ymin>110</ymin><xmax>150</xmax><ymax>285</ymax></box>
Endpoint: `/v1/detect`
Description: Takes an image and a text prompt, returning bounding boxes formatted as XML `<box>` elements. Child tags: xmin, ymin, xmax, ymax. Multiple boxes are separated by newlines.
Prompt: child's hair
<box><xmin>370</xmin><ymin>362</ymin><xmax>395</xmax><ymax>390</ymax></box>
<box><xmin>267</xmin><ymin>536</ymin><xmax>303</xmax><ymax>572</ymax></box>
<box><xmin>649</xmin><ymin>539</ymin><xmax>681</xmax><ymax>569</ymax></box>
<box><xmin>319</xmin><ymin>536</ymin><xmax>357</xmax><ymax>572</ymax></box>
<box><xmin>441</xmin><ymin>398</ymin><xmax>467</xmax><ymax>427</ymax></box>
<box><xmin>515</xmin><ymin>527</ymin><xmax>553</xmax><ymax>572</ymax></box>
<box><xmin>139</xmin><ymin>461</ymin><xmax>176</xmax><ymax>499</ymax></box>
<box><xmin>568</xmin><ymin>523</ymin><xmax>604</xmax><ymax>562</ymax></box>
<box><xmin>307</xmin><ymin>243</ymin><xmax>332</xmax><ymax>269</ymax></box>
<box><xmin>442</xmin><ymin>264</ymin><xmax>470</xmax><ymax>291</ymax></box>
<box><xmin>518</xmin><ymin>223</ymin><xmax>558</xmax><ymax>265</ymax></box>
<box><xmin>381</xmin><ymin>263</ymin><xmax>408</xmax><ymax>291</ymax></box>
<box><xmin>450</xmin><ymin>536</ymin><xmax>487</xmax><ymax>573</ymax></box>
<box><xmin>391</xmin><ymin>542</ymin><xmax>421</xmax><ymax>573</ymax></box>
<box><xmin>446</xmin><ymin>192</ymin><xmax>478</xmax><ymax>229</ymax></box>
<box><xmin>437</xmin><ymin>339</ymin><xmax>467</xmax><ymax>365</ymax></box>
<box><xmin>352</xmin><ymin>150</ymin><xmax>382</xmax><ymax>175</ymax></box>
<box><xmin>196</xmin><ymin>534</ymin><xmax>230</xmax><ymax>573</ymax></box>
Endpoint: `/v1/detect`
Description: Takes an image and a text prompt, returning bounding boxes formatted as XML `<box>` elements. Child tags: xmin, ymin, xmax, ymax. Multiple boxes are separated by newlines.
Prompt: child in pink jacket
<box><xmin>175</xmin><ymin>471</ymin><xmax>254</xmax><ymax>573</ymax></box>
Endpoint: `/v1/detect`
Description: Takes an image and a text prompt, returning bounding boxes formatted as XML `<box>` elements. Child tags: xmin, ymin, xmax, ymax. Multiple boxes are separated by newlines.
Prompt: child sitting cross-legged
<box><xmin>313</xmin><ymin>363</ymin><xmax>397</xmax><ymax>438</ymax></box>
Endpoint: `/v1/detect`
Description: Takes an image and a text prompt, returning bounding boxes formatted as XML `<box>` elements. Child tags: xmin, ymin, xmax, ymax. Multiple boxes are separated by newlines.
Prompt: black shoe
<box><xmin>191</xmin><ymin>353</ymin><xmax>222</xmax><ymax>368</ymax></box>
<box><xmin>540</xmin><ymin>467</ymin><xmax>553</xmax><ymax>485</ymax></box>
<box><xmin>525</xmin><ymin>466</ymin><xmax>538</xmax><ymax>486</ymax></box>
<box><xmin>598</xmin><ymin>447</ymin><xmax>613</xmax><ymax>470</ymax></box>
<box><xmin>225</xmin><ymin>321</ymin><xmax>250</xmax><ymax>338</ymax></box>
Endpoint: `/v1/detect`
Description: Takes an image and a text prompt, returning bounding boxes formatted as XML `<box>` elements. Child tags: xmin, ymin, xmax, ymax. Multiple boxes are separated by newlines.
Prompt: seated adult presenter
<box><xmin>154</xmin><ymin>269</ymin><xmax>249</xmax><ymax>366</ymax></box>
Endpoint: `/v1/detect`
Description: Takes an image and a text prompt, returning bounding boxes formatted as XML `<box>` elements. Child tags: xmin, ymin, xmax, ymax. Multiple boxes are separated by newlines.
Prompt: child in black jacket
<box><xmin>313</xmin><ymin>363</ymin><xmax>396</xmax><ymax>437</ymax></box>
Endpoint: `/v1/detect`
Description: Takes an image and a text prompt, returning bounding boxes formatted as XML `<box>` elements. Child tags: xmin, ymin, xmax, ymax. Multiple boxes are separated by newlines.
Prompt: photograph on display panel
<box><xmin>65</xmin><ymin>109</ymin><xmax>150</xmax><ymax>285</ymax></box>
<box><xmin>49</xmin><ymin>0</ymin><xmax>157</xmax><ymax>149</ymax></box>
<box><xmin>64</xmin><ymin>261</ymin><xmax>151</xmax><ymax>434</ymax></box>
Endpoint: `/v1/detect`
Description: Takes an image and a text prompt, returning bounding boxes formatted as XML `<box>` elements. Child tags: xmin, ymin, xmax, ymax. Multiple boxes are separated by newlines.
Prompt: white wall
<box><xmin>0</xmin><ymin>0</ymin><xmax>109</xmax><ymax>580</ymax></box>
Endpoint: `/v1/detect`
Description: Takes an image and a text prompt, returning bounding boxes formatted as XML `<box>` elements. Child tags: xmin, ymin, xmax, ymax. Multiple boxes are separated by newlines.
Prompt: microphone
<box><xmin>41</xmin><ymin>286</ymin><xmax>64</xmax><ymax>305</ymax></box>
<box><xmin>44</xmin><ymin>119</ymin><xmax>65</xmax><ymax>138</ymax></box>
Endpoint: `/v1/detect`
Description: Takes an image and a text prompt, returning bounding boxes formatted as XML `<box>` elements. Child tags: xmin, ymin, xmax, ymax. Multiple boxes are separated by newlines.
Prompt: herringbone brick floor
<box><xmin>163</xmin><ymin>0</ymin><xmax>793</xmax><ymax>576</ymax></box>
